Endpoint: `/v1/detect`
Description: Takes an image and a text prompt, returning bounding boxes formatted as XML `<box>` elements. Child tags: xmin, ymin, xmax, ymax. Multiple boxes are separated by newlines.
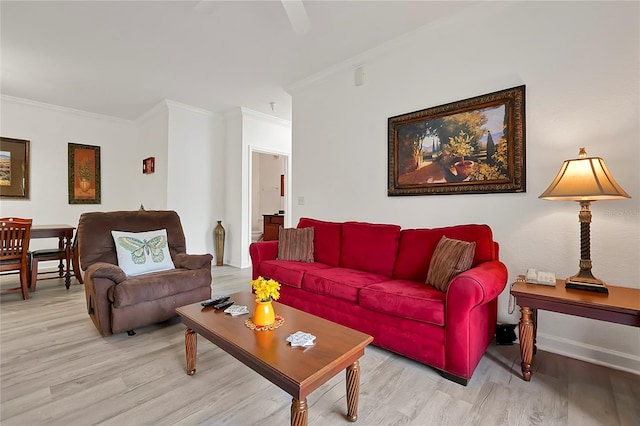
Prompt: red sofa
<box><xmin>249</xmin><ymin>218</ymin><xmax>508</xmax><ymax>385</ymax></box>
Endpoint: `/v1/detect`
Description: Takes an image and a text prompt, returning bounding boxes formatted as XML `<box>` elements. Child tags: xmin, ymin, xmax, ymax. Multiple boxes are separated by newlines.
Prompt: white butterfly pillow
<box><xmin>111</xmin><ymin>229</ymin><xmax>176</xmax><ymax>276</ymax></box>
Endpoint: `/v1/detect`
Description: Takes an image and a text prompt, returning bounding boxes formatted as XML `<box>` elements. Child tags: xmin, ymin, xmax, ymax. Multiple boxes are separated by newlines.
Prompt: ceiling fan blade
<box><xmin>281</xmin><ymin>0</ymin><xmax>311</xmax><ymax>35</ymax></box>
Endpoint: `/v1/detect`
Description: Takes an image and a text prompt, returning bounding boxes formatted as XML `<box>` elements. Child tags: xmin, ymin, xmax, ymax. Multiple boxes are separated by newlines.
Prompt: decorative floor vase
<box><xmin>214</xmin><ymin>220</ymin><xmax>225</xmax><ymax>266</ymax></box>
<box><xmin>253</xmin><ymin>300</ymin><xmax>276</xmax><ymax>327</ymax></box>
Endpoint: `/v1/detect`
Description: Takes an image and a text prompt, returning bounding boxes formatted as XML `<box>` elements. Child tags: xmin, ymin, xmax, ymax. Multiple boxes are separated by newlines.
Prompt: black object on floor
<box><xmin>496</xmin><ymin>323</ymin><xmax>517</xmax><ymax>345</ymax></box>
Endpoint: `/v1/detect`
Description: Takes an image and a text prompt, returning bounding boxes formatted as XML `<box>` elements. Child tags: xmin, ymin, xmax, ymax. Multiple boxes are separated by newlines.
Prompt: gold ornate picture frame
<box><xmin>388</xmin><ymin>86</ymin><xmax>526</xmax><ymax>196</ymax></box>
<box><xmin>68</xmin><ymin>142</ymin><xmax>101</xmax><ymax>204</ymax></box>
<box><xmin>0</xmin><ymin>137</ymin><xmax>30</xmax><ymax>199</ymax></box>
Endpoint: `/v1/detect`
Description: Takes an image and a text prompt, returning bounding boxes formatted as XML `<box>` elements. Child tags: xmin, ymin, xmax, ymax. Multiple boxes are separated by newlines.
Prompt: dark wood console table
<box><xmin>511</xmin><ymin>279</ymin><xmax>640</xmax><ymax>381</ymax></box>
<box><xmin>263</xmin><ymin>214</ymin><xmax>284</xmax><ymax>241</ymax></box>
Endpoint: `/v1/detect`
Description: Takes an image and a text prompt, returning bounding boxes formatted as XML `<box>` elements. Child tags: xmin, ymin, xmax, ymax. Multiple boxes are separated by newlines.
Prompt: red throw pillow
<box><xmin>277</xmin><ymin>227</ymin><xmax>314</xmax><ymax>262</ymax></box>
<box><xmin>426</xmin><ymin>236</ymin><xmax>475</xmax><ymax>292</ymax></box>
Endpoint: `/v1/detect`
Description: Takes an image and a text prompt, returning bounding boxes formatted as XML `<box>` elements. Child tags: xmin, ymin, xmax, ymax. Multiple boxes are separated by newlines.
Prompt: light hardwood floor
<box><xmin>1</xmin><ymin>267</ymin><xmax>638</xmax><ymax>425</ymax></box>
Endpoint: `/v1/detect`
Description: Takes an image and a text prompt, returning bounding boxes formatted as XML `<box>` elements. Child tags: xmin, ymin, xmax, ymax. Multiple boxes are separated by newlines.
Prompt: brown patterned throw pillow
<box><xmin>426</xmin><ymin>236</ymin><xmax>476</xmax><ymax>292</ymax></box>
<box><xmin>277</xmin><ymin>226</ymin><xmax>314</xmax><ymax>262</ymax></box>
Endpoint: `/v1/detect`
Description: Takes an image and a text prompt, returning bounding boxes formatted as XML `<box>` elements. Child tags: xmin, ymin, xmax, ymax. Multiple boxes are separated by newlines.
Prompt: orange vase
<box><xmin>253</xmin><ymin>300</ymin><xmax>276</xmax><ymax>326</ymax></box>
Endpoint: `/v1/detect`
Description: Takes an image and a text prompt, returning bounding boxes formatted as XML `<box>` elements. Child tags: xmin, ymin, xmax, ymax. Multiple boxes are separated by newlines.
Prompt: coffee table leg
<box><xmin>185</xmin><ymin>328</ymin><xmax>197</xmax><ymax>375</ymax></box>
<box><xmin>346</xmin><ymin>360</ymin><xmax>360</xmax><ymax>422</ymax></box>
<box><xmin>290</xmin><ymin>398</ymin><xmax>308</xmax><ymax>426</ymax></box>
<box><xmin>519</xmin><ymin>306</ymin><xmax>534</xmax><ymax>381</ymax></box>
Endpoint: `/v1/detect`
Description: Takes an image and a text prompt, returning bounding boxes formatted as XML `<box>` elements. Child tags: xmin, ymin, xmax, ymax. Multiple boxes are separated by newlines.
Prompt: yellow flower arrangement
<box><xmin>250</xmin><ymin>276</ymin><xmax>281</xmax><ymax>302</ymax></box>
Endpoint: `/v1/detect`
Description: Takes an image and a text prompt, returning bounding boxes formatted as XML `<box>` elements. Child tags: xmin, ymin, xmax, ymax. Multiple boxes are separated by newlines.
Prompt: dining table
<box><xmin>30</xmin><ymin>224</ymin><xmax>82</xmax><ymax>289</ymax></box>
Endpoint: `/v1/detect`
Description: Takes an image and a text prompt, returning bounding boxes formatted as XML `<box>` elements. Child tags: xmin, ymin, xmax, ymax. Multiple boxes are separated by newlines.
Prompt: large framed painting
<box><xmin>68</xmin><ymin>142</ymin><xmax>101</xmax><ymax>204</ymax></box>
<box><xmin>388</xmin><ymin>85</ymin><xmax>526</xmax><ymax>196</ymax></box>
<box><xmin>0</xmin><ymin>137</ymin><xmax>30</xmax><ymax>199</ymax></box>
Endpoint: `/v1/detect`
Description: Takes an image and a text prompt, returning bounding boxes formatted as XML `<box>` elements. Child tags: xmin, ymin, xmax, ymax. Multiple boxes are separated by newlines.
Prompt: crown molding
<box><xmin>135</xmin><ymin>99</ymin><xmax>170</xmax><ymax>123</ymax></box>
<box><xmin>223</xmin><ymin>107</ymin><xmax>243</xmax><ymax>122</ymax></box>
<box><xmin>222</xmin><ymin>107</ymin><xmax>291</xmax><ymax>128</ymax></box>
<box><xmin>0</xmin><ymin>94</ymin><xmax>134</xmax><ymax>125</ymax></box>
<box><xmin>136</xmin><ymin>99</ymin><xmax>223</xmax><ymax>124</ymax></box>
<box><xmin>165</xmin><ymin>99</ymin><xmax>221</xmax><ymax>118</ymax></box>
<box><xmin>240</xmin><ymin>107</ymin><xmax>292</xmax><ymax>128</ymax></box>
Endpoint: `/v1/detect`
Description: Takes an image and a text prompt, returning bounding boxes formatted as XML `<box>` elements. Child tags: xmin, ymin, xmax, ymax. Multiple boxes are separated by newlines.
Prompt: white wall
<box><xmin>223</xmin><ymin>109</ymin><xmax>243</xmax><ymax>267</ymax></box>
<box><xmin>0</xmin><ymin>96</ymin><xmax>139</xmax><ymax>251</ymax></box>
<box><xmin>136</xmin><ymin>101</ymin><xmax>169</xmax><ymax>210</ymax></box>
<box><xmin>289</xmin><ymin>1</ymin><xmax>639</xmax><ymax>373</ymax></box>
<box><xmin>166</xmin><ymin>100</ymin><xmax>225</xmax><ymax>255</ymax></box>
<box><xmin>225</xmin><ymin>108</ymin><xmax>291</xmax><ymax>268</ymax></box>
<box><xmin>0</xmin><ymin>96</ymin><xmax>226</xmax><ymax>260</ymax></box>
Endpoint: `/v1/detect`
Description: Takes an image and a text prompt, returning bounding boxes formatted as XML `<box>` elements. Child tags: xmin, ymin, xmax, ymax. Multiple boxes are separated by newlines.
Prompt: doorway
<box><xmin>250</xmin><ymin>151</ymin><xmax>287</xmax><ymax>243</ymax></box>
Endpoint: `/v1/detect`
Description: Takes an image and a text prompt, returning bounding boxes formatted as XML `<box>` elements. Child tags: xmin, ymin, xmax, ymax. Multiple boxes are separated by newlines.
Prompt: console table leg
<box><xmin>291</xmin><ymin>398</ymin><xmax>308</xmax><ymax>426</ymax></box>
<box><xmin>185</xmin><ymin>328</ymin><xmax>197</xmax><ymax>375</ymax></box>
<box><xmin>519</xmin><ymin>306</ymin><xmax>534</xmax><ymax>381</ymax></box>
<box><xmin>346</xmin><ymin>361</ymin><xmax>360</xmax><ymax>422</ymax></box>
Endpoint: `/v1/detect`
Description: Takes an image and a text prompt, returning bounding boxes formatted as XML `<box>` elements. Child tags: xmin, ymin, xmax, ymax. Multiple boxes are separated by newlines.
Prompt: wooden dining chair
<box><xmin>30</xmin><ymin>236</ymin><xmax>69</xmax><ymax>291</ymax></box>
<box><xmin>0</xmin><ymin>217</ymin><xmax>33</xmax><ymax>300</ymax></box>
<box><xmin>30</xmin><ymin>232</ymin><xmax>82</xmax><ymax>291</ymax></box>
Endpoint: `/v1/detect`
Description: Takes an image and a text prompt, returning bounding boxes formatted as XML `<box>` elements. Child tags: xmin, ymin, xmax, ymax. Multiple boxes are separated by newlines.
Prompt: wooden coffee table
<box><xmin>176</xmin><ymin>292</ymin><xmax>373</xmax><ymax>426</ymax></box>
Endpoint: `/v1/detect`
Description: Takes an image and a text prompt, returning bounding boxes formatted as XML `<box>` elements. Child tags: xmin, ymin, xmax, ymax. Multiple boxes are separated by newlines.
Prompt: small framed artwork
<box><xmin>0</xmin><ymin>137</ymin><xmax>30</xmax><ymax>199</ymax></box>
<box><xmin>143</xmin><ymin>157</ymin><xmax>155</xmax><ymax>174</ymax></box>
<box><xmin>68</xmin><ymin>143</ymin><xmax>101</xmax><ymax>204</ymax></box>
<box><xmin>388</xmin><ymin>85</ymin><xmax>526</xmax><ymax>196</ymax></box>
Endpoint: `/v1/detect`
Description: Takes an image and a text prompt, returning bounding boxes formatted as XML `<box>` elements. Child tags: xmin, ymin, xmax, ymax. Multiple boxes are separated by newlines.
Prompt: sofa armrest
<box><xmin>249</xmin><ymin>241</ymin><xmax>279</xmax><ymax>279</ymax></box>
<box><xmin>447</xmin><ymin>261</ymin><xmax>508</xmax><ymax>309</ymax></box>
<box><xmin>444</xmin><ymin>260</ymin><xmax>508</xmax><ymax>380</ymax></box>
<box><xmin>173</xmin><ymin>253</ymin><xmax>213</xmax><ymax>270</ymax></box>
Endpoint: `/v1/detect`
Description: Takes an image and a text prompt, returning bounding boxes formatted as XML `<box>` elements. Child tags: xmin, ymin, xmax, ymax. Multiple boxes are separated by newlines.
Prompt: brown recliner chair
<box><xmin>78</xmin><ymin>210</ymin><xmax>212</xmax><ymax>336</ymax></box>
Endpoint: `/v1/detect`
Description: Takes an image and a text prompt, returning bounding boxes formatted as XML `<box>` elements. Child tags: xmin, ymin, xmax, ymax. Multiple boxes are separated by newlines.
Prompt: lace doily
<box><xmin>244</xmin><ymin>316</ymin><xmax>285</xmax><ymax>331</ymax></box>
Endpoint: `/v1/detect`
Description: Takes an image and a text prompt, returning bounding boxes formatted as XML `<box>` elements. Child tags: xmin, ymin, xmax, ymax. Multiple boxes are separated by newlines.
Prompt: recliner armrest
<box><xmin>173</xmin><ymin>253</ymin><xmax>213</xmax><ymax>270</ymax></box>
<box><xmin>84</xmin><ymin>262</ymin><xmax>126</xmax><ymax>336</ymax></box>
<box><xmin>88</xmin><ymin>262</ymin><xmax>127</xmax><ymax>284</ymax></box>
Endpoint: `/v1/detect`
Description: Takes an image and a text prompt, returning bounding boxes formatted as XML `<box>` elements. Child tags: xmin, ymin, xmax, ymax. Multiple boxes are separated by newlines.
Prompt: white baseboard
<box><xmin>533</xmin><ymin>332</ymin><xmax>640</xmax><ymax>376</ymax></box>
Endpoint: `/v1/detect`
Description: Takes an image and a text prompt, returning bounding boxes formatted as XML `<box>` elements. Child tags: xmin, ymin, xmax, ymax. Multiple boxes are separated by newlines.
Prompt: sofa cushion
<box><xmin>393</xmin><ymin>224</ymin><xmax>495</xmax><ymax>282</ymax></box>
<box><xmin>301</xmin><ymin>267</ymin><xmax>389</xmax><ymax>303</ymax></box>
<box><xmin>359</xmin><ymin>280</ymin><xmax>446</xmax><ymax>326</ymax></box>
<box><xmin>277</xmin><ymin>226</ymin><xmax>314</xmax><ymax>262</ymax></box>
<box><xmin>258</xmin><ymin>260</ymin><xmax>332</xmax><ymax>289</ymax></box>
<box><xmin>108</xmin><ymin>268</ymin><xmax>210</xmax><ymax>308</ymax></box>
<box><xmin>340</xmin><ymin>221</ymin><xmax>401</xmax><ymax>276</ymax></box>
<box><xmin>111</xmin><ymin>229</ymin><xmax>175</xmax><ymax>276</ymax></box>
<box><xmin>297</xmin><ymin>218</ymin><xmax>342</xmax><ymax>266</ymax></box>
<box><xmin>426</xmin><ymin>236</ymin><xmax>475</xmax><ymax>292</ymax></box>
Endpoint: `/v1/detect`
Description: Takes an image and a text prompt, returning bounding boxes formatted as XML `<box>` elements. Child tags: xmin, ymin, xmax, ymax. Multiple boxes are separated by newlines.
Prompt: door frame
<box><xmin>248</xmin><ymin>146</ymin><xmax>290</xmax><ymax>248</ymax></box>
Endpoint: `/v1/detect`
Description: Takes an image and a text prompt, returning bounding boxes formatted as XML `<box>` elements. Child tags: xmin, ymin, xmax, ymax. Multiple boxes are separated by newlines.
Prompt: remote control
<box><xmin>201</xmin><ymin>296</ymin><xmax>230</xmax><ymax>307</ymax></box>
<box><xmin>214</xmin><ymin>300</ymin><xmax>234</xmax><ymax>310</ymax></box>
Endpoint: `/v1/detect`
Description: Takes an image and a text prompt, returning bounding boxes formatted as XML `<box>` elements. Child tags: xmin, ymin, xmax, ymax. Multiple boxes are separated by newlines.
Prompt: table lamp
<box><xmin>539</xmin><ymin>148</ymin><xmax>630</xmax><ymax>294</ymax></box>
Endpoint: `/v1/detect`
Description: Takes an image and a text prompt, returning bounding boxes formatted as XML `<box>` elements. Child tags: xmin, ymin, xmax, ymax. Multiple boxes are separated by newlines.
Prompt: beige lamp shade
<box><xmin>539</xmin><ymin>148</ymin><xmax>630</xmax><ymax>201</ymax></box>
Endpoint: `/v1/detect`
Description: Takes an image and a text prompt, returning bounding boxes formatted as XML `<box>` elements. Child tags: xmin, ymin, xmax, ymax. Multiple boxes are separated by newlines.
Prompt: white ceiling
<box><xmin>1</xmin><ymin>1</ymin><xmax>476</xmax><ymax>121</ymax></box>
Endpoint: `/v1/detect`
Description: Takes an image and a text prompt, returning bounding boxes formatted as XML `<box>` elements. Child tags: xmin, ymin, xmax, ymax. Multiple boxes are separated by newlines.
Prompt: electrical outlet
<box><xmin>297</xmin><ymin>196</ymin><xmax>305</xmax><ymax>205</ymax></box>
